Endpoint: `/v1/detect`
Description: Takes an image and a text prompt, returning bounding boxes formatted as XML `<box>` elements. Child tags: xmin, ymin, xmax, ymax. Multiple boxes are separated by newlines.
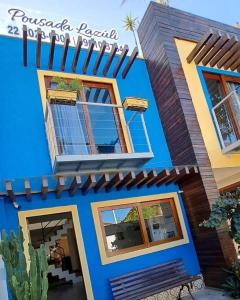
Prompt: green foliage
<box><xmin>0</xmin><ymin>229</ymin><xmax>48</xmax><ymax>300</ymax></box>
<box><xmin>223</xmin><ymin>260</ymin><xmax>240</xmax><ymax>299</ymax></box>
<box><xmin>200</xmin><ymin>189</ymin><xmax>240</xmax><ymax>245</ymax></box>
<box><xmin>123</xmin><ymin>15</ymin><xmax>137</xmax><ymax>32</ymax></box>
<box><xmin>52</xmin><ymin>77</ymin><xmax>84</xmax><ymax>92</ymax></box>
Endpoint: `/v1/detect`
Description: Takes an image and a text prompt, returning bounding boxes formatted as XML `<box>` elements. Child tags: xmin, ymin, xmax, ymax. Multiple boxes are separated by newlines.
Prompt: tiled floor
<box><xmin>182</xmin><ymin>288</ymin><xmax>232</xmax><ymax>300</ymax></box>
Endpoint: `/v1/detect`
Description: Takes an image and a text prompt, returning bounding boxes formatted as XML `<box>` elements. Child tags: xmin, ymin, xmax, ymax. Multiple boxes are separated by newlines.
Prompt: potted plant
<box><xmin>123</xmin><ymin>97</ymin><xmax>148</xmax><ymax>112</ymax></box>
<box><xmin>0</xmin><ymin>228</ymin><xmax>49</xmax><ymax>300</ymax></box>
<box><xmin>47</xmin><ymin>77</ymin><xmax>84</xmax><ymax>105</ymax></box>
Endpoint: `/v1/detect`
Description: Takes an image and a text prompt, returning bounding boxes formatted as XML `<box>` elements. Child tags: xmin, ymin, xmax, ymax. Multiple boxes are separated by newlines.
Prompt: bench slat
<box><xmin>110</xmin><ymin>259</ymin><xmax>181</xmax><ymax>283</ymax></box>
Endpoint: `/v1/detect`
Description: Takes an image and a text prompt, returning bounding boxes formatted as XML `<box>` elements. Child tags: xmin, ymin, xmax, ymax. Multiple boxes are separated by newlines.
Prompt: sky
<box><xmin>0</xmin><ymin>0</ymin><xmax>239</xmax><ymax>50</ymax></box>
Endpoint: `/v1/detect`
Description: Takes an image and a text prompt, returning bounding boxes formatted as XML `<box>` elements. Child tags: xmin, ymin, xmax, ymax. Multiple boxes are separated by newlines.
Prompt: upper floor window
<box><xmin>98</xmin><ymin>198</ymin><xmax>183</xmax><ymax>257</ymax></box>
<box><xmin>203</xmin><ymin>72</ymin><xmax>240</xmax><ymax>151</ymax></box>
<box><xmin>47</xmin><ymin>78</ymin><xmax>127</xmax><ymax>156</ymax></box>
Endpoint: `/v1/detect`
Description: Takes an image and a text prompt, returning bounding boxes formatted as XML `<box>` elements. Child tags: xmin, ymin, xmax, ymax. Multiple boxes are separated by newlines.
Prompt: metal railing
<box><xmin>45</xmin><ymin>100</ymin><xmax>152</xmax><ymax>158</ymax></box>
<box><xmin>212</xmin><ymin>88</ymin><xmax>240</xmax><ymax>151</ymax></box>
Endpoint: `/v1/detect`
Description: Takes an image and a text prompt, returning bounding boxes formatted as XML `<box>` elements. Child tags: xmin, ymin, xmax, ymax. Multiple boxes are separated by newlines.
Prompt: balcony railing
<box><xmin>45</xmin><ymin>101</ymin><xmax>153</xmax><ymax>173</ymax></box>
<box><xmin>212</xmin><ymin>88</ymin><xmax>240</xmax><ymax>153</ymax></box>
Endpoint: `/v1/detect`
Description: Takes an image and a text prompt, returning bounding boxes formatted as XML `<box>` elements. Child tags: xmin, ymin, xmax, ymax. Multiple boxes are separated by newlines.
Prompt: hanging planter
<box><xmin>123</xmin><ymin>97</ymin><xmax>148</xmax><ymax>112</ymax></box>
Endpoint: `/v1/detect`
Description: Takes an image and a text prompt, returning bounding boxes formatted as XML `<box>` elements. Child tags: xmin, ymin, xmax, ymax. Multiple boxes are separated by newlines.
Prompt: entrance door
<box><xmin>18</xmin><ymin>206</ymin><xmax>93</xmax><ymax>300</ymax></box>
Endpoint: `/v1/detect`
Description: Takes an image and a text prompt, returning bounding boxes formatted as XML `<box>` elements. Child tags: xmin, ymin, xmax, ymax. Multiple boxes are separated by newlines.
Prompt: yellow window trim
<box><xmin>18</xmin><ymin>205</ymin><xmax>94</xmax><ymax>300</ymax></box>
<box><xmin>37</xmin><ymin>69</ymin><xmax>132</xmax><ymax>153</ymax></box>
<box><xmin>91</xmin><ymin>192</ymin><xmax>189</xmax><ymax>265</ymax></box>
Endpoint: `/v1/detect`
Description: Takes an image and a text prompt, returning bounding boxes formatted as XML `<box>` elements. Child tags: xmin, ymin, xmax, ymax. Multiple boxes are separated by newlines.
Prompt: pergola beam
<box><xmin>5</xmin><ymin>181</ymin><xmax>16</xmax><ymax>202</ymax></box>
<box><xmin>82</xmin><ymin>175</ymin><xmax>96</xmax><ymax>195</ymax></box>
<box><xmin>94</xmin><ymin>174</ymin><xmax>110</xmax><ymax>192</ymax></box>
<box><xmin>82</xmin><ymin>39</ymin><xmax>95</xmax><ymax>74</ymax></box>
<box><xmin>36</xmin><ymin>28</ymin><xmax>42</xmax><ymax>68</ymax></box>
<box><xmin>23</xmin><ymin>25</ymin><xmax>28</xmax><ymax>66</ymax></box>
<box><xmin>69</xmin><ymin>176</ymin><xmax>81</xmax><ymax>196</ymax></box>
<box><xmin>24</xmin><ymin>180</ymin><xmax>32</xmax><ymax>201</ymax></box>
<box><xmin>113</xmin><ymin>45</ymin><xmax>129</xmax><ymax>77</ymax></box>
<box><xmin>72</xmin><ymin>36</ymin><xmax>83</xmax><ymax>73</ymax></box>
<box><xmin>116</xmin><ymin>171</ymin><xmax>136</xmax><ymax>190</ymax></box>
<box><xmin>103</xmin><ymin>43</ymin><xmax>118</xmax><ymax>76</ymax></box>
<box><xmin>61</xmin><ymin>33</ymin><xmax>70</xmax><ymax>71</ymax></box>
<box><xmin>93</xmin><ymin>41</ymin><xmax>107</xmax><ymax>75</ymax></box>
<box><xmin>56</xmin><ymin>177</ymin><xmax>65</xmax><ymax>199</ymax></box>
<box><xmin>105</xmin><ymin>173</ymin><xmax>124</xmax><ymax>192</ymax></box>
<box><xmin>127</xmin><ymin>171</ymin><xmax>148</xmax><ymax>190</ymax></box>
<box><xmin>48</xmin><ymin>30</ymin><xmax>56</xmax><ymax>70</ymax></box>
<box><xmin>122</xmin><ymin>47</ymin><xmax>138</xmax><ymax>79</ymax></box>
<box><xmin>41</xmin><ymin>178</ymin><xmax>48</xmax><ymax>200</ymax></box>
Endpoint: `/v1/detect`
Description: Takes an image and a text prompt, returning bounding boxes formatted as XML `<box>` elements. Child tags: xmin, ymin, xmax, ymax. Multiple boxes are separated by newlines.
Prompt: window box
<box><xmin>123</xmin><ymin>97</ymin><xmax>148</xmax><ymax>112</ymax></box>
<box><xmin>47</xmin><ymin>89</ymin><xmax>77</xmax><ymax>105</ymax></box>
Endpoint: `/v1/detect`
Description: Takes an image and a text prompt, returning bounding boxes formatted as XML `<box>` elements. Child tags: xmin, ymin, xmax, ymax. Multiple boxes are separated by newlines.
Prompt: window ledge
<box><xmin>54</xmin><ymin>152</ymin><xmax>154</xmax><ymax>174</ymax></box>
<box><xmin>222</xmin><ymin>140</ymin><xmax>240</xmax><ymax>154</ymax></box>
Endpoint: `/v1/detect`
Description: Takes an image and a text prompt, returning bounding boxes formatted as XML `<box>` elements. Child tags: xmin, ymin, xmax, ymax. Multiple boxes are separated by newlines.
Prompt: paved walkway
<box><xmin>182</xmin><ymin>288</ymin><xmax>232</xmax><ymax>300</ymax></box>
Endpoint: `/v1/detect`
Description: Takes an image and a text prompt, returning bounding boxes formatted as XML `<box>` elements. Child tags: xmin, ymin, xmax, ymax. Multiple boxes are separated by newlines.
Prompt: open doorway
<box><xmin>24</xmin><ymin>210</ymin><xmax>87</xmax><ymax>300</ymax></box>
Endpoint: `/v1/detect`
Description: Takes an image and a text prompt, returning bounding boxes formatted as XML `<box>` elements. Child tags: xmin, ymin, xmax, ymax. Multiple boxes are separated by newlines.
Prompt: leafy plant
<box><xmin>201</xmin><ymin>189</ymin><xmax>240</xmax><ymax>298</ymax></box>
<box><xmin>52</xmin><ymin>77</ymin><xmax>84</xmax><ymax>93</ymax></box>
<box><xmin>0</xmin><ymin>228</ymin><xmax>48</xmax><ymax>300</ymax></box>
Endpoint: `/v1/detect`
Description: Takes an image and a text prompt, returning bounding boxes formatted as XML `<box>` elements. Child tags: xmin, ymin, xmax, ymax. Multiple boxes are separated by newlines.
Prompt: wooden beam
<box><xmin>41</xmin><ymin>178</ymin><xmax>48</xmax><ymax>200</ymax></box>
<box><xmin>93</xmin><ymin>89</ymin><xmax>101</xmax><ymax>102</ymax></box>
<box><xmin>5</xmin><ymin>181</ymin><xmax>16</xmax><ymax>202</ymax></box>
<box><xmin>72</xmin><ymin>36</ymin><xmax>82</xmax><ymax>73</ymax></box>
<box><xmin>103</xmin><ymin>43</ymin><xmax>118</xmax><ymax>76</ymax></box>
<box><xmin>24</xmin><ymin>180</ymin><xmax>32</xmax><ymax>201</ymax></box>
<box><xmin>116</xmin><ymin>171</ymin><xmax>136</xmax><ymax>190</ymax></box>
<box><xmin>48</xmin><ymin>30</ymin><xmax>56</xmax><ymax>70</ymax></box>
<box><xmin>158</xmin><ymin>167</ymin><xmax>180</xmax><ymax>186</ymax></box>
<box><xmin>61</xmin><ymin>33</ymin><xmax>70</xmax><ymax>71</ymax></box>
<box><xmin>137</xmin><ymin>170</ymin><xmax>157</xmax><ymax>189</ymax></box>
<box><xmin>69</xmin><ymin>176</ymin><xmax>81</xmax><ymax>196</ymax></box>
<box><xmin>82</xmin><ymin>175</ymin><xmax>96</xmax><ymax>195</ymax></box>
<box><xmin>94</xmin><ymin>173</ymin><xmax>110</xmax><ymax>192</ymax></box>
<box><xmin>36</xmin><ymin>28</ymin><xmax>42</xmax><ymax>68</ymax></box>
<box><xmin>23</xmin><ymin>25</ymin><xmax>28</xmax><ymax>66</ymax></box>
<box><xmin>217</xmin><ymin>41</ymin><xmax>240</xmax><ymax>68</ymax></box>
<box><xmin>122</xmin><ymin>47</ymin><xmax>138</xmax><ymax>79</ymax></box>
<box><xmin>113</xmin><ymin>45</ymin><xmax>129</xmax><ymax>77</ymax></box>
<box><xmin>93</xmin><ymin>41</ymin><xmax>107</xmax><ymax>75</ymax></box>
<box><xmin>82</xmin><ymin>39</ymin><xmax>95</xmax><ymax>74</ymax></box>
<box><xmin>102</xmin><ymin>89</ymin><xmax>109</xmax><ymax>103</ymax></box>
<box><xmin>230</xmin><ymin>55</ymin><xmax>240</xmax><ymax>71</ymax></box>
<box><xmin>194</xmin><ymin>33</ymin><xmax>221</xmax><ymax>64</ymax></box>
<box><xmin>209</xmin><ymin>36</ymin><xmax>238</xmax><ymax>67</ymax></box>
<box><xmin>166</xmin><ymin>166</ymin><xmax>190</xmax><ymax>185</ymax></box>
<box><xmin>186</xmin><ymin>31</ymin><xmax>213</xmax><ymax>63</ymax></box>
<box><xmin>105</xmin><ymin>173</ymin><xmax>124</xmax><ymax>192</ymax></box>
<box><xmin>223</xmin><ymin>47</ymin><xmax>240</xmax><ymax>70</ymax></box>
<box><xmin>127</xmin><ymin>171</ymin><xmax>148</xmax><ymax>190</ymax></box>
<box><xmin>147</xmin><ymin>169</ymin><xmax>170</xmax><ymax>187</ymax></box>
<box><xmin>56</xmin><ymin>177</ymin><xmax>65</xmax><ymax>199</ymax></box>
<box><xmin>202</xmin><ymin>34</ymin><xmax>229</xmax><ymax>66</ymax></box>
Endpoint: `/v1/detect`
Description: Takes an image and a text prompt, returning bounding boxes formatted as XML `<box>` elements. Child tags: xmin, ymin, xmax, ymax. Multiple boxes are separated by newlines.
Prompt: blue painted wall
<box><xmin>0</xmin><ymin>35</ymin><xmax>200</xmax><ymax>300</ymax></box>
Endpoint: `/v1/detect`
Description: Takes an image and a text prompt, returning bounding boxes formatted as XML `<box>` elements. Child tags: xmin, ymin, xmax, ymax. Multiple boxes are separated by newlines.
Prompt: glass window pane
<box><xmin>204</xmin><ymin>77</ymin><xmax>225</xmax><ymax>107</ymax></box>
<box><xmin>142</xmin><ymin>201</ymin><xmax>179</xmax><ymax>243</ymax></box>
<box><xmin>101</xmin><ymin>206</ymin><xmax>144</xmax><ymax>253</ymax></box>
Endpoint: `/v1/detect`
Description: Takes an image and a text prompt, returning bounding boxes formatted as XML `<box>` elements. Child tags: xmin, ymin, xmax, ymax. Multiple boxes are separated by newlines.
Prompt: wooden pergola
<box><xmin>22</xmin><ymin>26</ymin><xmax>138</xmax><ymax>78</ymax></box>
<box><xmin>187</xmin><ymin>30</ymin><xmax>240</xmax><ymax>72</ymax></box>
<box><xmin>4</xmin><ymin>166</ymin><xmax>198</xmax><ymax>203</ymax></box>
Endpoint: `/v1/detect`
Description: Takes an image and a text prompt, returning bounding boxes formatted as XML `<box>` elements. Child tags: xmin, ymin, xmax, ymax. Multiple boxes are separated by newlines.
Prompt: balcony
<box><xmin>45</xmin><ymin>91</ymin><xmax>153</xmax><ymax>174</ymax></box>
<box><xmin>212</xmin><ymin>88</ymin><xmax>240</xmax><ymax>153</ymax></box>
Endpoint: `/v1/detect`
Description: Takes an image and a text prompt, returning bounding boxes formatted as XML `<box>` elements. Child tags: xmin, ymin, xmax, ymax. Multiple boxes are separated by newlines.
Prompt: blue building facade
<box><xmin>0</xmin><ymin>33</ymin><xmax>200</xmax><ymax>300</ymax></box>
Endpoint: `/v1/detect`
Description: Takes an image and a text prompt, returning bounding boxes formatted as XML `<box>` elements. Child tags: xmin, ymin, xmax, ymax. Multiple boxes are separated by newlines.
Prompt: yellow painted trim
<box><xmin>18</xmin><ymin>205</ymin><xmax>94</xmax><ymax>300</ymax></box>
<box><xmin>174</xmin><ymin>38</ymin><xmax>240</xmax><ymax>174</ymax></box>
<box><xmin>37</xmin><ymin>70</ymin><xmax>132</xmax><ymax>153</ymax></box>
<box><xmin>91</xmin><ymin>193</ymin><xmax>189</xmax><ymax>265</ymax></box>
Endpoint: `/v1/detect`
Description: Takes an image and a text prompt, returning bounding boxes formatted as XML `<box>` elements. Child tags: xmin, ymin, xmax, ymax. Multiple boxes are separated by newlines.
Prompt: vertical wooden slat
<box><xmin>69</xmin><ymin>176</ymin><xmax>81</xmax><ymax>196</ymax></box>
<box><xmin>103</xmin><ymin>43</ymin><xmax>118</xmax><ymax>76</ymax></box>
<box><xmin>5</xmin><ymin>181</ymin><xmax>16</xmax><ymax>202</ymax></box>
<box><xmin>41</xmin><ymin>178</ymin><xmax>48</xmax><ymax>200</ymax></box>
<box><xmin>82</xmin><ymin>39</ymin><xmax>95</xmax><ymax>74</ymax></box>
<box><xmin>113</xmin><ymin>45</ymin><xmax>129</xmax><ymax>77</ymax></box>
<box><xmin>72</xmin><ymin>36</ymin><xmax>82</xmax><ymax>73</ymax></box>
<box><xmin>48</xmin><ymin>30</ymin><xmax>56</xmax><ymax>70</ymax></box>
<box><xmin>61</xmin><ymin>33</ymin><xmax>70</xmax><ymax>71</ymax></box>
<box><xmin>122</xmin><ymin>47</ymin><xmax>138</xmax><ymax>79</ymax></box>
<box><xmin>36</xmin><ymin>28</ymin><xmax>42</xmax><ymax>68</ymax></box>
<box><xmin>23</xmin><ymin>25</ymin><xmax>28</xmax><ymax>66</ymax></box>
<box><xmin>56</xmin><ymin>177</ymin><xmax>65</xmax><ymax>198</ymax></box>
<box><xmin>24</xmin><ymin>180</ymin><xmax>32</xmax><ymax>201</ymax></box>
<box><xmin>105</xmin><ymin>173</ymin><xmax>124</xmax><ymax>192</ymax></box>
<box><xmin>116</xmin><ymin>171</ymin><xmax>136</xmax><ymax>190</ymax></box>
<box><xmin>94</xmin><ymin>174</ymin><xmax>110</xmax><ymax>192</ymax></box>
<box><xmin>93</xmin><ymin>41</ymin><xmax>107</xmax><ymax>75</ymax></box>
<box><xmin>82</xmin><ymin>175</ymin><xmax>96</xmax><ymax>195</ymax></box>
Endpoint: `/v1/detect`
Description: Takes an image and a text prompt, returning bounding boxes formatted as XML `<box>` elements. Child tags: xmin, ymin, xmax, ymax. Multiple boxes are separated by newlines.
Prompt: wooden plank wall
<box><xmin>138</xmin><ymin>3</ymin><xmax>238</xmax><ymax>286</ymax></box>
